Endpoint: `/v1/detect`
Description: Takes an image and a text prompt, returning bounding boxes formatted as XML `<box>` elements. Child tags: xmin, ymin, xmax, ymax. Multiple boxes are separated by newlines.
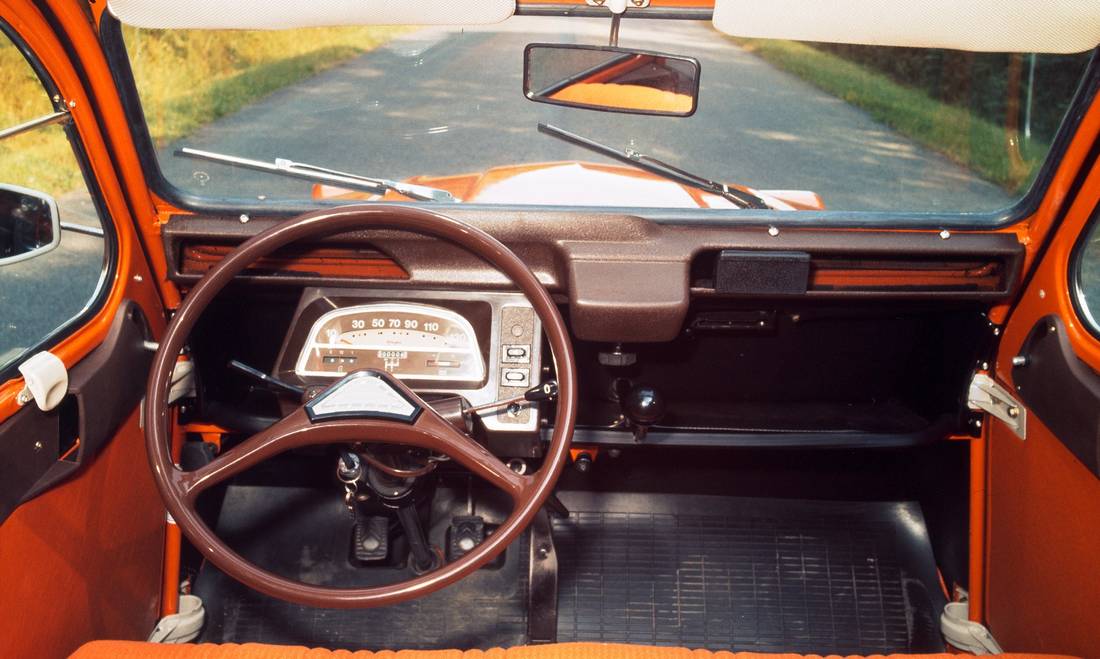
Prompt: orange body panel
<box><xmin>0</xmin><ymin>0</ymin><xmax>170</xmax><ymax>643</ymax></box>
<box><xmin>981</xmin><ymin>104</ymin><xmax>1100</xmax><ymax>653</ymax></box>
<box><xmin>985</xmin><ymin>413</ymin><xmax>1100</xmax><ymax>656</ymax></box>
<box><xmin>316</xmin><ymin>160</ymin><xmax>811</xmax><ymax>209</ymax></box>
<box><xmin>0</xmin><ymin>409</ymin><xmax>165</xmax><ymax>658</ymax></box>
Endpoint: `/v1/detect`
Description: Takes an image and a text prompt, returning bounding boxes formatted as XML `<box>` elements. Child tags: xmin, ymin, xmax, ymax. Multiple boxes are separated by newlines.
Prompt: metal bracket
<box><xmin>967</xmin><ymin>372</ymin><xmax>1026</xmax><ymax>439</ymax></box>
<box><xmin>585</xmin><ymin>0</ymin><xmax>650</xmax><ymax>7</ymax></box>
<box><xmin>527</xmin><ymin>508</ymin><xmax>558</xmax><ymax>644</ymax></box>
<box><xmin>584</xmin><ymin>0</ymin><xmax>648</xmax><ymax>46</ymax></box>
<box><xmin>168</xmin><ymin>360</ymin><xmax>197</xmax><ymax>404</ymax></box>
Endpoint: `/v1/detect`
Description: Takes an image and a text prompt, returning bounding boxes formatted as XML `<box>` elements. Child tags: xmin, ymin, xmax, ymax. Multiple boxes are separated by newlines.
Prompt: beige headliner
<box><xmin>110</xmin><ymin>0</ymin><xmax>1098</xmax><ymax>53</ymax></box>
<box><xmin>107</xmin><ymin>0</ymin><xmax>515</xmax><ymax>29</ymax></box>
<box><xmin>713</xmin><ymin>0</ymin><xmax>1100</xmax><ymax>54</ymax></box>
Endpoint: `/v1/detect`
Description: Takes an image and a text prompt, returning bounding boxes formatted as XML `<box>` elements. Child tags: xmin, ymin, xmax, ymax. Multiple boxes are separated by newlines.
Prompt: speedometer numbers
<box><xmin>295</xmin><ymin>303</ymin><xmax>485</xmax><ymax>383</ymax></box>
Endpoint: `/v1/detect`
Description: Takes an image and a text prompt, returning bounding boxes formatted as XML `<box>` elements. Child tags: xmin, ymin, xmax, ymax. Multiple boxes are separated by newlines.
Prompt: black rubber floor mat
<box><xmin>552</xmin><ymin>492</ymin><xmax>945</xmax><ymax>654</ymax></box>
<box><xmin>194</xmin><ymin>487</ymin><xmax>943</xmax><ymax>653</ymax></box>
<box><xmin>194</xmin><ymin>486</ymin><xmax>527</xmax><ymax>650</ymax></box>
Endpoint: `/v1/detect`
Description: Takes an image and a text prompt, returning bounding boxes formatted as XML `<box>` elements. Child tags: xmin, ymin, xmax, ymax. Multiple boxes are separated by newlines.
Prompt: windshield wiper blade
<box><xmin>175</xmin><ymin>147</ymin><xmax>456</xmax><ymax>203</ymax></box>
<box><xmin>537</xmin><ymin>123</ymin><xmax>771</xmax><ymax>210</ymax></box>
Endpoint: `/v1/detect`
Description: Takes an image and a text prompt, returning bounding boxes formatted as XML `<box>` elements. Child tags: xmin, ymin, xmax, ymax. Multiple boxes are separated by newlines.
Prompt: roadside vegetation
<box><xmin>734</xmin><ymin>38</ymin><xmax>1091</xmax><ymax>194</ymax></box>
<box><xmin>0</xmin><ymin>25</ymin><xmax>410</xmax><ymax>193</ymax></box>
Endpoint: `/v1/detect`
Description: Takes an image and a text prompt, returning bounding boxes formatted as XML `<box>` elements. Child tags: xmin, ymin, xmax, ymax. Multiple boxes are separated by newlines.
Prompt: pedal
<box><xmin>352</xmin><ymin>516</ymin><xmax>389</xmax><ymax>562</ymax></box>
<box><xmin>447</xmin><ymin>515</ymin><xmax>486</xmax><ymax>562</ymax></box>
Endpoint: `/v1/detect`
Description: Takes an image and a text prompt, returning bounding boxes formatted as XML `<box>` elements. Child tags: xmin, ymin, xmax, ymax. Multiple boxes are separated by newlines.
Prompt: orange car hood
<box><xmin>313</xmin><ymin>161</ymin><xmax>824</xmax><ymax>210</ymax></box>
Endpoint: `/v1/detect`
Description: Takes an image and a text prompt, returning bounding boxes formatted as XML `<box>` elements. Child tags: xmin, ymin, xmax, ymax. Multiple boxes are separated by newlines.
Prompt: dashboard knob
<box><xmin>623</xmin><ymin>385</ymin><xmax>666</xmax><ymax>427</ymax></box>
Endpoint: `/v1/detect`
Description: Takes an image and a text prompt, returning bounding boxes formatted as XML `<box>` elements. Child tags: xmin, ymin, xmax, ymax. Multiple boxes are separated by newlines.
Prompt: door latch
<box><xmin>16</xmin><ymin>351</ymin><xmax>68</xmax><ymax>412</ymax></box>
<box><xmin>967</xmin><ymin>372</ymin><xmax>1026</xmax><ymax>439</ymax></box>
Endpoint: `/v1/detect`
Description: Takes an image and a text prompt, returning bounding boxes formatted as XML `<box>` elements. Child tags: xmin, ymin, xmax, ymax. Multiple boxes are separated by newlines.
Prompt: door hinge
<box><xmin>941</xmin><ymin>600</ymin><xmax>1004</xmax><ymax>655</ymax></box>
<box><xmin>967</xmin><ymin>372</ymin><xmax>1026</xmax><ymax>439</ymax></box>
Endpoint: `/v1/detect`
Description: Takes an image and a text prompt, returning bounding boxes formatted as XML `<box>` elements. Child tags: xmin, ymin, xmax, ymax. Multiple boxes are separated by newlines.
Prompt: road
<box><xmin>162</xmin><ymin>17</ymin><xmax>1010</xmax><ymax>212</ymax></box>
<box><xmin>0</xmin><ymin>192</ymin><xmax>104</xmax><ymax>368</ymax></box>
<box><xmin>2</xmin><ymin>17</ymin><xmax>1016</xmax><ymax>365</ymax></box>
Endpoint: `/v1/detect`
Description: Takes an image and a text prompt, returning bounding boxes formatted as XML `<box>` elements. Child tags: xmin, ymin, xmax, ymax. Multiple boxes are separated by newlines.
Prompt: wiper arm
<box><xmin>537</xmin><ymin>123</ymin><xmax>771</xmax><ymax>210</ymax></box>
<box><xmin>175</xmin><ymin>147</ymin><xmax>456</xmax><ymax>203</ymax></box>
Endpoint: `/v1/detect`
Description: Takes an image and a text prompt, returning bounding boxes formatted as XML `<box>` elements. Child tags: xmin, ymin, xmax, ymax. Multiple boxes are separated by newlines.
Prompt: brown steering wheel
<box><xmin>144</xmin><ymin>205</ymin><xmax>577</xmax><ymax>608</ymax></box>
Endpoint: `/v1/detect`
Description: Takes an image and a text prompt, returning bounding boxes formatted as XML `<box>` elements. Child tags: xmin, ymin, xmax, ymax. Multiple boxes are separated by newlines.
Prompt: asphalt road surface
<box><xmin>0</xmin><ymin>193</ymin><xmax>104</xmax><ymax>369</ymax></box>
<box><xmin>2</xmin><ymin>18</ymin><xmax>1018</xmax><ymax>366</ymax></box>
<box><xmin>163</xmin><ymin>17</ymin><xmax>1010</xmax><ymax>212</ymax></box>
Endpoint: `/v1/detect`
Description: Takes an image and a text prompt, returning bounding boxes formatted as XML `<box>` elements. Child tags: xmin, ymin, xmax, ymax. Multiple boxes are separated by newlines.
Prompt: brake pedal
<box><xmin>352</xmin><ymin>516</ymin><xmax>389</xmax><ymax>562</ymax></box>
<box><xmin>447</xmin><ymin>515</ymin><xmax>486</xmax><ymax>562</ymax></box>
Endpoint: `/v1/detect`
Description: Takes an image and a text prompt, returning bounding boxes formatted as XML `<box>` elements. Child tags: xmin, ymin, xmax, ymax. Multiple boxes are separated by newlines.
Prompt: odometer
<box><xmin>294</xmin><ymin>303</ymin><xmax>485</xmax><ymax>382</ymax></box>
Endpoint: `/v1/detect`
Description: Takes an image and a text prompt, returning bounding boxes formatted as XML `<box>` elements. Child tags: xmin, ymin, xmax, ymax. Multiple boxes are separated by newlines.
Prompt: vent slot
<box><xmin>692</xmin><ymin>251</ymin><xmax>1013</xmax><ymax>297</ymax></box>
<box><xmin>809</xmin><ymin>256</ymin><xmax>1006</xmax><ymax>292</ymax></box>
<box><xmin>179</xmin><ymin>243</ymin><xmax>408</xmax><ymax>280</ymax></box>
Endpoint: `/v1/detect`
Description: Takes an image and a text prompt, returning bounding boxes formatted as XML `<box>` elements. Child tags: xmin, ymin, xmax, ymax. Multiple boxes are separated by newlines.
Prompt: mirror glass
<box><xmin>0</xmin><ymin>184</ymin><xmax>60</xmax><ymax>266</ymax></box>
<box><xmin>524</xmin><ymin>44</ymin><xmax>700</xmax><ymax>116</ymax></box>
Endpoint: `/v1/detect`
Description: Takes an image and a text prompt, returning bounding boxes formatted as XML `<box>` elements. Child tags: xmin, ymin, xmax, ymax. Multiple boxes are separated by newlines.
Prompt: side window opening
<box><xmin>1075</xmin><ymin>208</ymin><xmax>1100</xmax><ymax>334</ymax></box>
<box><xmin>0</xmin><ymin>24</ymin><xmax>110</xmax><ymax>375</ymax></box>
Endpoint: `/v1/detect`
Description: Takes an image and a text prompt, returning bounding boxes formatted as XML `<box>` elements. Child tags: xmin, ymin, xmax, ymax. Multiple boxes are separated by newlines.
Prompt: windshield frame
<box><xmin>98</xmin><ymin>14</ymin><xmax>1100</xmax><ymax>230</ymax></box>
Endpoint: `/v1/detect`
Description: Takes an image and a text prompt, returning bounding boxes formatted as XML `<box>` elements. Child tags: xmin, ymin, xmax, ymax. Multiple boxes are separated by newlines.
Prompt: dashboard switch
<box><xmin>502</xmin><ymin>368</ymin><xmax>530</xmax><ymax>387</ymax></box>
<box><xmin>503</xmin><ymin>344</ymin><xmax>530</xmax><ymax>363</ymax></box>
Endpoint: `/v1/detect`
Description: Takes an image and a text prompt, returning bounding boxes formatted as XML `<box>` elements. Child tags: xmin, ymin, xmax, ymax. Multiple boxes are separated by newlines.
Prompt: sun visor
<box><xmin>107</xmin><ymin>0</ymin><xmax>516</xmax><ymax>29</ymax></box>
<box><xmin>712</xmin><ymin>0</ymin><xmax>1100</xmax><ymax>54</ymax></box>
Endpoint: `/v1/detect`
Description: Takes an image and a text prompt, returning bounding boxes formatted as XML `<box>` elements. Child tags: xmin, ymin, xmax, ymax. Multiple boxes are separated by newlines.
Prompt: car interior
<box><xmin>0</xmin><ymin>1</ymin><xmax>1099</xmax><ymax>658</ymax></box>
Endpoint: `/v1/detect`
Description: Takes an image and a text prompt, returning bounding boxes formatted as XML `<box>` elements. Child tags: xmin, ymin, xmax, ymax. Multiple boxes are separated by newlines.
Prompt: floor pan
<box><xmin>195</xmin><ymin>487</ymin><xmax>945</xmax><ymax>653</ymax></box>
<box><xmin>553</xmin><ymin>492</ymin><xmax>945</xmax><ymax>654</ymax></box>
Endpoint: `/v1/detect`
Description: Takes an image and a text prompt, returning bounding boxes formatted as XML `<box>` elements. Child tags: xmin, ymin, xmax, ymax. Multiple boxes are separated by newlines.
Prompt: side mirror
<box><xmin>524</xmin><ymin>43</ymin><xmax>700</xmax><ymax>117</ymax></box>
<box><xmin>0</xmin><ymin>184</ymin><xmax>60</xmax><ymax>266</ymax></box>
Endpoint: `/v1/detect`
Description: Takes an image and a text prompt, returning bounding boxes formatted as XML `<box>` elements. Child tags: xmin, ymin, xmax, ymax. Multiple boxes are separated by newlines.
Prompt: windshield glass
<box><xmin>120</xmin><ymin>17</ymin><xmax>1094</xmax><ymax>215</ymax></box>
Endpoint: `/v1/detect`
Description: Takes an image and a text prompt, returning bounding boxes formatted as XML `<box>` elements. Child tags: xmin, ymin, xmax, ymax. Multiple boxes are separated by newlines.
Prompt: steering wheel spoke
<box><xmin>413</xmin><ymin>409</ymin><xmax>532</xmax><ymax>499</ymax></box>
<box><xmin>174</xmin><ymin>407</ymin><xmax>311</xmax><ymax>502</ymax></box>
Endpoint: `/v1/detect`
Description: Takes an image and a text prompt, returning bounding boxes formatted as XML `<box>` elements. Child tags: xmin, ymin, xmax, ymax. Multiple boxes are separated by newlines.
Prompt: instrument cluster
<box><xmin>275</xmin><ymin>288</ymin><xmax>542</xmax><ymax>433</ymax></box>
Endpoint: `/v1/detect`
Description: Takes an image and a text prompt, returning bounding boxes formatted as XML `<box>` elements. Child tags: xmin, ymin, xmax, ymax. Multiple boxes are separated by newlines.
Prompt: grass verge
<box><xmin>1</xmin><ymin>25</ymin><xmax>411</xmax><ymax>193</ymax></box>
<box><xmin>733</xmin><ymin>38</ymin><xmax>1048</xmax><ymax>193</ymax></box>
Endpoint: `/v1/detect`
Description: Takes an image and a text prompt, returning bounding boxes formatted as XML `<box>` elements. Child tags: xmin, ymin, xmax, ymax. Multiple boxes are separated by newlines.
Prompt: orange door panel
<box><xmin>0</xmin><ymin>0</ymin><xmax>168</xmax><ymax>655</ymax></box>
<box><xmin>984</xmin><ymin>135</ymin><xmax>1100</xmax><ymax>656</ymax></box>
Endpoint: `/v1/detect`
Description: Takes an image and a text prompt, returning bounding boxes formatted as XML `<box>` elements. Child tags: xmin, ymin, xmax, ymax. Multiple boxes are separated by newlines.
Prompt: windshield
<box><xmin>119</xmin><ymin>17</ymin><xmax>1094</xmax><ymax>216</ymax></box>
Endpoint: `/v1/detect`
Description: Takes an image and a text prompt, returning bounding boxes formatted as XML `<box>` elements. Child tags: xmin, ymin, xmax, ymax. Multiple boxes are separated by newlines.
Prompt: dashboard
<box><xmin>274</xmin><ymin>288</ymin><xmax>544</xmax><ymax>433</ymax></box>
<box><xmin>166</xmin><ymin>211</ymin><xmax>1025</xmax><ymax>453</ymax></box>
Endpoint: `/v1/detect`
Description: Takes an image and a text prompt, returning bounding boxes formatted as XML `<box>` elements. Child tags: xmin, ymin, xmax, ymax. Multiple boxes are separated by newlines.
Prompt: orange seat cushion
<box><xmin>69</xmin><ymin>640</ymin><xmax>1081</xmax><ymax>659</ymax></box>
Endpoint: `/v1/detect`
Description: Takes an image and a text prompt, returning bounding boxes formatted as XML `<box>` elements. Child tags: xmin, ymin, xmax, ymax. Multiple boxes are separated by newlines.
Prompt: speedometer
<box><xmin>294</xmin><ymin>302</ymin><xmax>485</xmax><ymax>382</ymax></box>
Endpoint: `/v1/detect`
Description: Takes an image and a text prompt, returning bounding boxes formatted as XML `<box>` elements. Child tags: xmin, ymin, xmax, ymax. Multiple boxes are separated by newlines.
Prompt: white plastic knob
<box><xmin>607</xmin><ymin>0</ymin><xmax>628</xmax><ymax>13</ymax></box>
<box><xmin>17</xmin><ymin>351</ymin><xmax>68</xmax><ymax>412</ymax></box>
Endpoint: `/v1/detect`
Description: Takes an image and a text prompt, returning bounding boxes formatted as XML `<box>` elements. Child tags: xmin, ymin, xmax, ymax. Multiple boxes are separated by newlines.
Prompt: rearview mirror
<box><xmin>0</xmin><ymin>184</ymin><xmax>60</xmax><ymax>266</ymax></box>
<box><xmin>524</xmin><ymin>43</ymin><xmax>700</xmax><ymax>117</ymax></box>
